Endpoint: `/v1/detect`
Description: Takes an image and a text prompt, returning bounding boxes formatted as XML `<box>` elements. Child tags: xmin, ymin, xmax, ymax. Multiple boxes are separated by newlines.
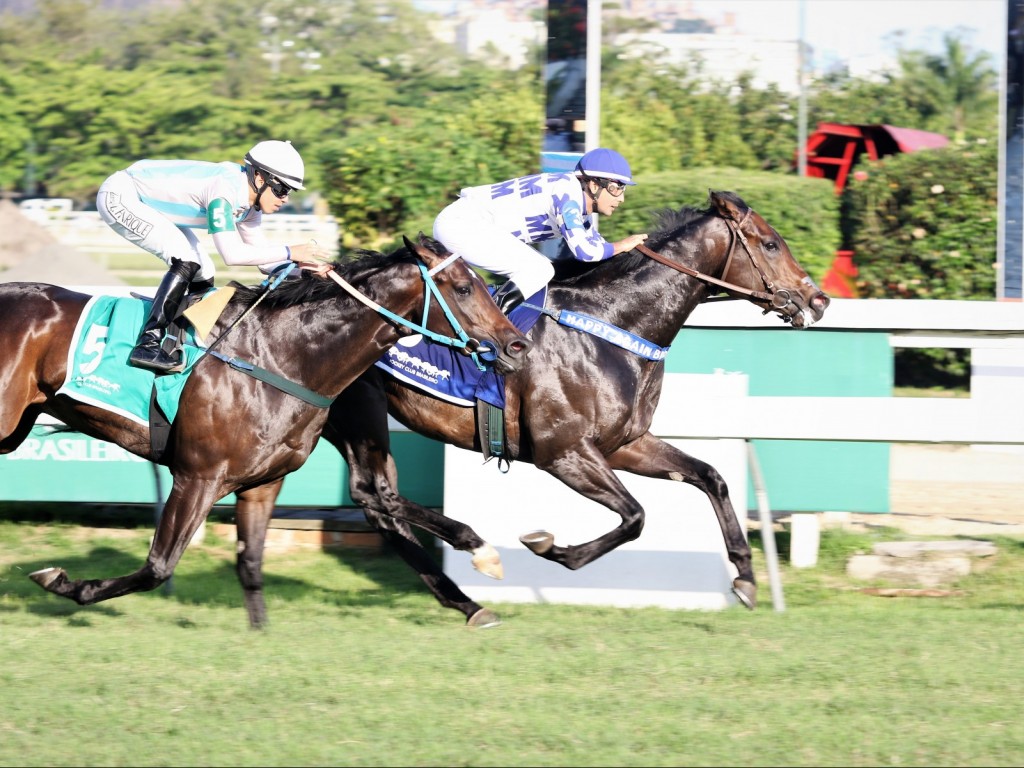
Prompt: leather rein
<box><xmin>635</xmin><ymin>210</ymin><xmax>795</xmax><ymax>315</ymax></box>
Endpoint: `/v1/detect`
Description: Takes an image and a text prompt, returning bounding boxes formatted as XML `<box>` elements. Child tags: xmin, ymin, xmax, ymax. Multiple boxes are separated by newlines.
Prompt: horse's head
<box><xmin>710</xmin><ymin>191</ymin><xmax>830</xmax><ymax>328</ymax></box>
<box><xmin>403</xmin><ymin>233</ymin><xmax>532</xmax><ymax>373</ymax></box>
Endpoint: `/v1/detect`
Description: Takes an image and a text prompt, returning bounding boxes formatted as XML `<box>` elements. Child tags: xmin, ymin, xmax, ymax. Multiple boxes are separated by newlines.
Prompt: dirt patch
<box><xmin>0</xmin><ymin>199</ymin><xmax>58</xmax><ymax>269</ymax></box>
<box><xmin>888</xmin><ymin>444</ymin><xmax>1024</xmax><ymax>526</ymax></box>
<box><xmin>0</xmin><ymin>200</ymin><xmax>124</xmax><ymax>284</ymax></box>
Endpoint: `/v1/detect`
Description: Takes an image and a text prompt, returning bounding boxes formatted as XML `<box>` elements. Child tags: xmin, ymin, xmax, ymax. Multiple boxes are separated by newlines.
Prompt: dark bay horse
<box><xmin>232</xmin><ymin>191</ymin><xmax>830</xmax><ymax>628</ymax></box>
<box><xmin>0</xmin><ymin>234</ymin><xmax>530</xmax><ymax>616</ymax></box>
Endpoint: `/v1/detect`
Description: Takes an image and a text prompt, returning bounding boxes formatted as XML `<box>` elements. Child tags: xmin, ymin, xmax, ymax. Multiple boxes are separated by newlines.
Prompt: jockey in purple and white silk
<box><xmin>433</xmin><ymin>147</ymin><xmax>649</xmax><ymax>315</ymax></box>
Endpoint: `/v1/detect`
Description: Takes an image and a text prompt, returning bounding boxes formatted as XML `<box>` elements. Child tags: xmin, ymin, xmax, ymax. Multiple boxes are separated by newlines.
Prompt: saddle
<box><xmin>129</xmin><ymin>283</ymin><xmax>228</xmax><ymax>459</ymax></box>
<box><xmin>375</xmin><ymin>286</ymin><xmax>548</xmax><ymax>469</ymax></box>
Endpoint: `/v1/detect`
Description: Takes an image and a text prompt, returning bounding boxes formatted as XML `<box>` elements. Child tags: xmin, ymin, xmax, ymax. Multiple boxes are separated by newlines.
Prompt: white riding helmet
<box><xmin>244</xmin><ymin>140</ymin><xmax>306</xmax><ymax>190</ymax></box>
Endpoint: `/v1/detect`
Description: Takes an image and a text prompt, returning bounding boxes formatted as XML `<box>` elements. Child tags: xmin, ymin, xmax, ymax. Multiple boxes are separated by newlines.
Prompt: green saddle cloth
<box><xmin>56</xmin><ymin>294</ymin><xmax>204</xmax><ymax>426</ymax></box>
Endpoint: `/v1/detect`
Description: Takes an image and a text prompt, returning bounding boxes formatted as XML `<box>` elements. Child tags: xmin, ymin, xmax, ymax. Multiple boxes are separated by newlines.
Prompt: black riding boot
<box><xmin>129</xmin><ymin>259</ymin><xmax>200</xmax><ymax>374</ymax></box>
<box><xmin>188</xmin><ymin>276</ymin><xmax>216</xmax><ymax>295</ymax></box>
<box><xmin>492</xmin><ymin>280</ymin><xmax>526</xmax><ymax>316</ymax></box>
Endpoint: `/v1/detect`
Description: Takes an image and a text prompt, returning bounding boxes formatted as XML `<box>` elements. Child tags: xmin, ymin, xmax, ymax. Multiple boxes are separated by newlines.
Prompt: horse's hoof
<box><xmin>732</xmin><ymin>579</ymin><xmax>757</xmax><ymax>610</ymax></box>
<box><xmin>467</xmin><ymin>608</ymin><xmax>502</xmax><ymax>628</ymax></box>
<box><xmin>520</xmin><ymin>530</ymin><xmax>554</xmax><ymax>555</ymax></box>
<box><xmin>29</xmin><ymin>567</ymin><xmax>65</xmax><ymax>591</ymax></box>
<box><xmin>471</xmin><ymin>544</ymin><xmax>504</xmax><ymax>580</ymax></box>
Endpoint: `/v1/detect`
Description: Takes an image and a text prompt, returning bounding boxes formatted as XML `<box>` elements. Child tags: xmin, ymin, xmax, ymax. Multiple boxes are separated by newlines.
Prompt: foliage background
<box><xmin>0</xmin><ymin>0</ymin><xmax>1002</xmax><ymax>301</ymax></box>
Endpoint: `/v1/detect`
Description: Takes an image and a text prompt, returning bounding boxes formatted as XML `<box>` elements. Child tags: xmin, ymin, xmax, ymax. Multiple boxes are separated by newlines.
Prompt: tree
<box><xmin>846</xmin><ymin>142</ymin><xmax>998</xmax><ymax>300</ymax></box>
<box><xmin>896</xmin><ymin>33</ymin><xmax>998</xmax><ymax>141</ymax></box>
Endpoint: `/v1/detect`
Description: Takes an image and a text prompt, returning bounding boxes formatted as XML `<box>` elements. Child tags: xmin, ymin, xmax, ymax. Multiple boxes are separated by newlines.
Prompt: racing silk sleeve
<box><xmin>460</xmin><ymin>173</ymin><xmax>614</xmax><ymax>262</ymax></box>
<box><xmin>553</xmin><ymin>188</ymin><xmax>614</xmax><ymax>263</ymax></box>
<box><xmin>207</xmin><ymin>198</ymin><xmax>291</xmax><ymax>266</ymax></box>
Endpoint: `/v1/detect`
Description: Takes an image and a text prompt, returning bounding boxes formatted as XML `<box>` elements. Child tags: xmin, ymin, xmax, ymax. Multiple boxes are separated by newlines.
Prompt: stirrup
<box><xmin>129</xmin><ymin>343</ymin><xmax>184</xmax><ymax>374</ymax></box>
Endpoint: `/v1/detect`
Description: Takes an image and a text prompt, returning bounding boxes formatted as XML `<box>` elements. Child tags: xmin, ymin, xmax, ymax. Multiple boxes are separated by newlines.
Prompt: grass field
<box><xmin>1</xmin><ymin>515</ymin><xmax>1023</xmax><ymax>767</ymax></box>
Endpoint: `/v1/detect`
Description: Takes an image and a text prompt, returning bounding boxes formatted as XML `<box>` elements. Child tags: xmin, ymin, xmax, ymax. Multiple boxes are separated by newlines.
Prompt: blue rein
<box><xmin>365</xmin><ymin>262</ymin><xmax>497</xmax><ymax>371</ymax></box>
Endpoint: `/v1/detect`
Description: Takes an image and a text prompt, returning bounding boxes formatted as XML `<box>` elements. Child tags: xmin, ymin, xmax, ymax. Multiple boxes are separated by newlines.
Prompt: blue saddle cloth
<box><xmin>373</xmin><ymin>287</ymin><xmax>546</xmax><ymax>408</ymax></box>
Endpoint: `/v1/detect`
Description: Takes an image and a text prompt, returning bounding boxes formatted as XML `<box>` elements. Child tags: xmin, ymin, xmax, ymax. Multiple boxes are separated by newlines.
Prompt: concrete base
<box><xmin>209</xmin><ymin>508</ymin><xmax>384</xmax><ymax>553</ymax></box>
<box><xmin>441</xmin><ymin>437</ymin><xmax>748</xmax><ymax>610</ymax></box>
<box><xmin>788</xmin><ymin>513</ymin><xmax>820</xmax><ymax>568</ymax></box>
<box><xmin>847</xmin><ymin>539</ymin><xmax>997</xmax><ymax>588</ymax></box>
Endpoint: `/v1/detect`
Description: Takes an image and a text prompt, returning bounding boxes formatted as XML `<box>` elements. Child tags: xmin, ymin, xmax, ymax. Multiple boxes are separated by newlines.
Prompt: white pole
<box><xmin>585</xmin><ymin>0</ymin><xmax>601</xmax><ymax>152</ymax></box>
<box><xmin>747</xmin><ymin>441</ymin><xmax>786</xmax><ymax>612</ymax></box>
<box><xmin>797</xmin><ymin>0</ymin><xmax>807</xmax><ymax>177</ymax></box>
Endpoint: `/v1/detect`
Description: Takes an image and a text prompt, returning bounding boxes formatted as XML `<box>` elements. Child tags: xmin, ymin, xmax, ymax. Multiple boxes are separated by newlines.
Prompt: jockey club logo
<box><xmin>384</xmin><ymin>345</ymin><xmax>452</xmax><ymax>385</ymax></box>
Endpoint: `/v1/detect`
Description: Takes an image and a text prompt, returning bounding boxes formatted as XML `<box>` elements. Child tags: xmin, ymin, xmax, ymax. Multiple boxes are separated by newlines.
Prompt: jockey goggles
<box><xmin>583</xmin><ymin>175</ymin><xmax>626</xmax><ymax>198</ymax></box>
<box><xmin>264</xmin><ymin>175</ymin><xmax>295</xmax><ymax>199</ymax></box>
<box><xmin>599</xmin><ymin>179</ymin><xmax>627</xmax><ymax>197</ymax></box>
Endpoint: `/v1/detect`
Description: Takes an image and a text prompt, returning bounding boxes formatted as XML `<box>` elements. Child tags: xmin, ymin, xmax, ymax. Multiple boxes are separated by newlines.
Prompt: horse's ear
<box><xmin>406</xmin><ymin>234</ymin><xmax>442</xmax><ymax>268</ymax></box>
<box><xmin>417</xmin><ymin>232</ymin><xmax>444</xmax><ymax>255</ymax></box>
<box><xmin>709</xmin><ymin>190</ymin><xmax>744</xmax><ymax>221</ymax></box>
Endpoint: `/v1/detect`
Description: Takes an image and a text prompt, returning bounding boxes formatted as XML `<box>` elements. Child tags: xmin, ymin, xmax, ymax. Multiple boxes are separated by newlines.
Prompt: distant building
<box><xmin>613</xmin><ymin>29</ymin><xmax>806</xmax><ymax>94</ymax></box>
<box><xmin>414</xmin><ymin>1</ymin><xmax>899</xmax><ymax>89</ymax></box>
<box><xmin>416</xmin><ymin>1</ymin><xmax>809</xmax><ymax>93</ymax></box>
<box><xmin>419</xmin><ymin>2</ymin><xmax>544</xmax><ymax>70</ymax></box>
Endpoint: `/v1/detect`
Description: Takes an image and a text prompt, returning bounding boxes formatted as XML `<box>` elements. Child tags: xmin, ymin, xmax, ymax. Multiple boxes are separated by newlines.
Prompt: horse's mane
<box><xmin>230</xmin><ymin>245</ymin><xmax>412</xmax><ymax>310</ymax></box>
<box><xmin>551</xmin><ymin>192</ymin><xmax>743</xmax><ymax>284</ymax></box>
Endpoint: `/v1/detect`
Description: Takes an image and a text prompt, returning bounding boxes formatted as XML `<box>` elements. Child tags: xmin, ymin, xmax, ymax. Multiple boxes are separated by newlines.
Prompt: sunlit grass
<box><xmin>2</xmin><ymin>518</ymin><xmax>1023</xmax><ymax>767</ymax></box>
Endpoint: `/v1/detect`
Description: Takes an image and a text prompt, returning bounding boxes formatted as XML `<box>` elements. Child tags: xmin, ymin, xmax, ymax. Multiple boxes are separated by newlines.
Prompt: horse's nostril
<box><xmin>508</xmin><ymin>339</ymin><xmax>531</xmax><ymax>357</ymax></box>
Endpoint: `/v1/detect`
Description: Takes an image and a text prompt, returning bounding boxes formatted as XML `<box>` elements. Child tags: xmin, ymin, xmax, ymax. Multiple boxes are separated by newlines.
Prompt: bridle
<box><xmin>325</xmin><ymin>251</ymin><xmax>497</xmax><ymax>370</ymax></box>
<box><xmin>635</xmin><ymin>209</ymin><xmax>798</xmax><ymax>319</ymax></box>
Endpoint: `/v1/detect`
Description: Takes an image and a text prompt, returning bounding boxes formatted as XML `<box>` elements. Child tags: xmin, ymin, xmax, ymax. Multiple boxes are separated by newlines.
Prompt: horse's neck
<box><xmin>552</xmin><ymin>256</ymin><xmax>710</xmax><ymax>348</ymax></box>
<box><xmin>252</xmin><ymin>278</ymin><xmax>406</xmax><ymax>398</ymax></box>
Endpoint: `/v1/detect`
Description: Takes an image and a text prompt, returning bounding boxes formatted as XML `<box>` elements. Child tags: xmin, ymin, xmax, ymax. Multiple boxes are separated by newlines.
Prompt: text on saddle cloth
<box><xmin>373</xmin><ymin>284</ymin><xmax>671</xmax><ymax>409</ymax></box>
<box><xmin>373</xmin><ymin>285</ymin><xmax>549</xmax><ymax>408</ymax></box>
<box><xmin>56</xmin><ymin>294</ymin><xmax>203</xmax><ymax>427</ymax></box>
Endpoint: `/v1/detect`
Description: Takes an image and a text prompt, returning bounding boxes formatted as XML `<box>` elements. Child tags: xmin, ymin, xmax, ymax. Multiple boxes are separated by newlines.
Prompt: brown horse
<box><xmin>0</xmin><ymin>234</ymin><xmax>530</xmax><ymax>615</ymax></box>
<box><xmin>232</xmin><ymin>191</ymin><xmax>830</xmax><ymax>628</ymax></box>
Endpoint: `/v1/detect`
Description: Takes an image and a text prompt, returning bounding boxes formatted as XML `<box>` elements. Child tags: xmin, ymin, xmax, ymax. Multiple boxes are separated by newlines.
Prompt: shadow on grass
<box><xmin>2</xmin><ymin>503</ymin><xmax>437</xmax><ymax>626</ymax></box>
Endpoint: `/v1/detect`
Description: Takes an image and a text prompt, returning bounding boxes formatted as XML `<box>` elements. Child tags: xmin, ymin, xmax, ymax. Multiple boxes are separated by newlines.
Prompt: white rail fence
<box><xmin>669</xmin><ymin>297</ymin><xmax>1024</xmax><ymax>444</ymax></box>
<box><xmin>19</xmin><ymin>202</ymin><xmax>339</xmax><ymax>280</ymax></box>
<box><xmin>441</xmin><ymin>298</ymin><xmax>1024</xmax><ymax>613</ymax></box>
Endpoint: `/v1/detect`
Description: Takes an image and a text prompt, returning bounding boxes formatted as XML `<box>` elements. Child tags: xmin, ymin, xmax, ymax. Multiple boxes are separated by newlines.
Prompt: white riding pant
<box><xmin>433</xmin><ymin>197</ymin><xmax>555</xmax><ymax>299</ymax></box>
<box><xmin>96</xmin><ymin>171</ymin><xmax>216</xmax><ymax>282</ymax></box>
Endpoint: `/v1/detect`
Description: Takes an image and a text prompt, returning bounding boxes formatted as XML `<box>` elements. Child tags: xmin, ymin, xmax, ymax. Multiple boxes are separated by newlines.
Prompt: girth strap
<box><xmin>208</xmin><ymin>350</ymin><xmax>335</xmax><ymax>408</ymax></box>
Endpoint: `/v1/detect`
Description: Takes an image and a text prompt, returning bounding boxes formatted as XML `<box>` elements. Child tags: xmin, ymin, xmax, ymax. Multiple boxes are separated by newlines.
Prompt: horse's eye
<box><xmin>456</xmin><ymin>283</ymin><xmax>472</xmax><ymax>297</ymax></box>
<box><xmin>764</xmin><ymin>241</ymin><xmax>779</xmax><ymax>253</ymax></box>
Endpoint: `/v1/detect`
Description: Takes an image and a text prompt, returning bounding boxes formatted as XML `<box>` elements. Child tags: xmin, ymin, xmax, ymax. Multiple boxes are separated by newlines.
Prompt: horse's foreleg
<box><xmin>362</xmin><ymin>508</ymin><xmax>500</xmax><ymax>628</ymax></box>
<box><xmin>607</xmin><ymin>432</ymin><xmax>756</xmax><ymax>609</ymax></box>
<box><xmin>30</xmin><ymin>478</ymin><xmax>221</xmax><ymax>606</ymax></box>
<box><xmin>234</xmin><ymin>480</ymin><xmax>282</xmax><ymax>630</ymax></box>
<box><xmin>320</xmin><ymin>384</ymin><xmax>501</xmax><ymax>624</ymax></box>
<box><xmin>323</xmin><ymin>383</ymin><xmax>503</xmax><ymax>580</ymax></box>
<box><xmin>526</xmin><ymin>442</ymin><xmax>647</xmax><ymax>571</ymax></box>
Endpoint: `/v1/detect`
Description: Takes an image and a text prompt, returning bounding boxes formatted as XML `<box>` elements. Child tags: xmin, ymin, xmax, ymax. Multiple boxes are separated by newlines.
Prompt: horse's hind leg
<box><xmin>0</xmin><ymin>406</ymin><xmax>42</xmax><ymax>454</ymax></box>
<box><xmin>323</xmin><ymin>379</ymin><xmax>503</xmax><ymax>580</ymax></box>
<box><xmin>30</xmin><ymin>478</ymin><xmax>220</xmax><ymax>606</ymax></box>
<box><xmin>607</xmin><ymin>432</ymin><xmax>756</xmax><ymax>609</ymax></box>
<box><xmin>234</xmin><ymin>480</ymin><xmax>282</xmax><ymax>630</ymax></box>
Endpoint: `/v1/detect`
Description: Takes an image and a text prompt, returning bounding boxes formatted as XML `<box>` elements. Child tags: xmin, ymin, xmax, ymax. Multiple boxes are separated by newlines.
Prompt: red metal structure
<box><xmin>803</xmin><ymin>122</ymin><xmax>949</xmax><ymax>193</ymax></box>
<box><xmin>800</xmin><ymin>123</ymin><xmax>950</xmax><ymax>296</ymax></box>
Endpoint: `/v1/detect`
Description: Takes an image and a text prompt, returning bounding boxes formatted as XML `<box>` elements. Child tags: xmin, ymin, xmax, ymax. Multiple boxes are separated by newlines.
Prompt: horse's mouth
<box><xmin>492</xmin><ymin>337</ymin><xmax>532</xmax><ymax>374</ymax></box>
<box><xmin>769</xmin><ymin>291</ymin><xmax>830</xmax><ymax>329</ymax></box>
<box><xmin>475</xmin><ymin>334</ymin><xmax>531</xmax><ymax>375</ymax></box>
